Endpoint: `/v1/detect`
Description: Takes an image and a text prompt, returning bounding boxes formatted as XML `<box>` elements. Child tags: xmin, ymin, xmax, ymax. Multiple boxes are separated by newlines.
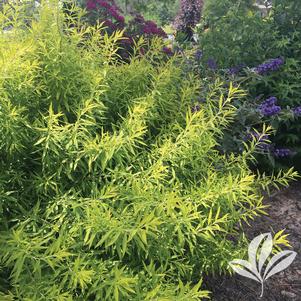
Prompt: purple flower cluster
<box><xmin>245</xmin><ymin>132</ymin><xmax>294</xmax><ymax>158</ymax></box>
<box><xmin>162</xmin><ymin>47</ymin><xmax>174</xmax><ymax>56</ymax></box>
<box><xmin>293</xmin><ymin>106</ymin><xmax>301</xmax><ymax>116</ymax></box>
<box><xmin>273</xmin><ymin>148</ymin><xmax>293</xmax><ymax>158</ymax></box>
<box><xmin>191</xmin><ymin>104</ymin><xmax>201</xmax><ymax>113</ymax></box>
<box><xmin>255</xmin><ymin>57</ymin><xmax>284</xmax><ymax>75</ymax></box>
<box><xmin>207</xmin><ymin>58</ymin><xmax>217</xmax><ymax>70</ymax></box>
<box><xmin>87</xmin><ymin>0</ymin><xmax>125</xmax><ymax>28</ymax></box>
<box><xmin>87</xmin><ymin>0</ymin><xmax>96</xmax><ymax>10</ymax></box>
<box><xmin>128</xmin><ymin>14</ymin><xmax>167</xmax><ymax>38</ymax></box>
<box><xmin>174</xmin><ymin>0</ymin><xmax>204</xmax><ymax>38</ymax></box>
<box><xmin>259</xmin><ymin>96</ymin><xmax>281</xmax><ymax>116</ymax></box>
<box><xmin>142</xmin><ymin>20</ymin><xmax>166</xmax><ymax>37</ymax></box>
<box><xmin>194</xmin><ymin>50</ymin><xmax>203</xmax><ymax>61</ymax></box>
<box><xmin>246</xmin><ymin>132</ymin><xmax>269</xmax><ymax>141</ymax></box>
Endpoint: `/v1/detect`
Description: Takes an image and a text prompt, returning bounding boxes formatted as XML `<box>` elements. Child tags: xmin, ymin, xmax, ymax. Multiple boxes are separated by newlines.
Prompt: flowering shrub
<box><xmin>0</xmin><ymin>2</ymin><xmax>297</xmax><ymax>300</ymax></box>
<box><xmin>174</xmin><ymin>0</ymin><xmax>203</xmax><ymax>41</ymax></box>
<box><xmin>196</xmin><ymin>0</ymin><xmax>301</xmax><ymax>171</ymax></box>
<box><xmin>83</xmin><ymin>0</ymin><xmax>167</xmax><ymax>59</ymax></box>
<box><xmin>258</xmin><ymin>96</ymin><xmax>281</xmax><ymax>117</ymax></box>
<box><xmin>255</xmin><ymin>57</ymin><xmax>285</xmax><ymax>75</ymax></box>
<box><xmin>86</xmin><ymin>0</ymin><xmax>125</xmax><ymax>26</ymax></box>
<box><xmin>127</xmin><ymin>14</ymin><xmax>166</xmax><ymax>38</ymax></box>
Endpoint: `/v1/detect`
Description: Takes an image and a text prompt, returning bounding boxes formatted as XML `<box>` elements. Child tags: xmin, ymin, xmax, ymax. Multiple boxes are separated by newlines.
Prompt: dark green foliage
<box><xmin>116</xmin><ymin>0</ymin><xmax>179</xmax><ymax>26</ymax></box>
<box><xmin>202</xmin><ymin>0</ymin><xmax>254</xmax><ymax>27</ymax></box>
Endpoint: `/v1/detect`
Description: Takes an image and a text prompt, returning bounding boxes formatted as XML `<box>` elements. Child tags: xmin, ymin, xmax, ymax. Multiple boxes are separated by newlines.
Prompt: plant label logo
<box><xmin>229</xmin><ymin>233</ymin><xmax>297</xmax><ymax>298</ymax></box>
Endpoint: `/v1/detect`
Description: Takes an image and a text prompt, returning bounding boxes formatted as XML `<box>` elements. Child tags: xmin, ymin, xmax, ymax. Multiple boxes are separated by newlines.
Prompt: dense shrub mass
<box><xmin>196</xmin><ymin>0</ymin><xmax>301</xmax><ymax>170</ymax></box>
<box><xmin>115</xmin><ymin>0</ymin><xmax>179</xmax><ymax>27</ymax></box>
<box><xmin>0</xmin><ymin>1</ymin><xmax>297</xmax><ymax>300</ymax></box>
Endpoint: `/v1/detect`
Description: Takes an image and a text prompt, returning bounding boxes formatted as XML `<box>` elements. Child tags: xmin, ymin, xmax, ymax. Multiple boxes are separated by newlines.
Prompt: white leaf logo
<box><xmin>229</xmin><ymin>232</ymin><xmax>297</xmax><ymax>298</ymax></box>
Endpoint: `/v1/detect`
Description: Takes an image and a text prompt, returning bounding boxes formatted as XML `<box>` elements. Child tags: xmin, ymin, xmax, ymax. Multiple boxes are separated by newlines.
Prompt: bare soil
<box><xmin>205</xmin><ymin>181</ymin><xmax>301</xmax><ymax>301</ymax></box>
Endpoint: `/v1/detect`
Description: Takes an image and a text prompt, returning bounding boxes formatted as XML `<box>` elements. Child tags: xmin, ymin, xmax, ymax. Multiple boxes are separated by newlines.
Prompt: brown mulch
<box><xmin>204</xmin><ymin>181</ymin><xmax>301</xmax><ymax>301</ymax></box>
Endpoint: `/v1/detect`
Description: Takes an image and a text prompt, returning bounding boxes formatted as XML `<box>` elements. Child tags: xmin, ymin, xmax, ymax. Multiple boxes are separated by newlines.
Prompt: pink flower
<box><xmin>116</xmin><ymin>15</ymin><xmax>125</xmax><ymax>23</ymax></box>
<box><xmin>87</xmin><ymin>0</ymin><xmax>96</xmax><ymax>10</ymax></box>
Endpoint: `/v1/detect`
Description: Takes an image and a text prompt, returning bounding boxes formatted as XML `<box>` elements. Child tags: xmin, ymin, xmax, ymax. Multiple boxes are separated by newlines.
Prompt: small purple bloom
<box><xmin>260</xmin><ymin>106</ymin><xmax>281</xmax><ymax>116</ymax></box>
<box><xmin>246</xmin><ymin>131</ymin><xmax>269</xmax><ymax>141</ymax></box>
<box><xmin>207</xmin><ymin>58</ymin><xmax>217</xmax><ymax>71</ymax></box>
<box><xmin>162</xmin><ymin>47</ymin><xmax>173</xmax><ymax>56</ymax></box>
<box><xmin>191</xmin><ymin>104</ymin><xmax>201</xmax><ymax>113</ymax></box>
<box><xmin>259</xmin><ymin>96</ymin><xmax>281</xmax><ymax>116</ymax></box>
<box><xmin>263</xmin><ymin>96</ymin><xmax>277</xmax><ymax>106</ymax></box>
<box><xmin>194</xmin><ymin>50</ymin><xmax>203</xmax><ymax>61</ymax></box>
<box><xmin>273</xmin><ymin>148</ymin><xmax>293</xmax><ymax>158</ymax></box>
<box><xmin>255</xmin><ymin>57</ymin><xmax>284</xmax><ymax>75</ymax></box>
<box><xmin>293</xmin><ymin>106</ymin><xmax>301</xmax><ymax>116</ymax></box>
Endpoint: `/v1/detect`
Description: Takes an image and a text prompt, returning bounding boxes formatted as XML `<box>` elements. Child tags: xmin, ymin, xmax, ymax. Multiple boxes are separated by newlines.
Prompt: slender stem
<box><xmin>260</xmin><ymin>281</ymin><xmax>264</xmax><ymax>298</ymax></box>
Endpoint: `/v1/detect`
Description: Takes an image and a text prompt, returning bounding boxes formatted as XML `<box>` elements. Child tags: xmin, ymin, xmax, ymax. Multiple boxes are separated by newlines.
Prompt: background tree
<box><xmin>115</xmin><ymin>0</ymin><xmax>179</xmax><ymax>26</ymax></box>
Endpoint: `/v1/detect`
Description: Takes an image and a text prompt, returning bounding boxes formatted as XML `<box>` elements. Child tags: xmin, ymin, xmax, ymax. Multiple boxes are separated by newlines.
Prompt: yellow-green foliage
<box><xmin>0</xmin><ymin>1</ymin><xmax>297</xmax><ymax>300</ymax></box>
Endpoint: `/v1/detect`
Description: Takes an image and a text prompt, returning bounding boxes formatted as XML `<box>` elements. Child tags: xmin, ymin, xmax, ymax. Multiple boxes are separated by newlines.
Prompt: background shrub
<box><xmin>196</xmin><ymin>0</ymin><xmax>301</xmax><ymax>171</ymax></box>
<box><xmin>115</xmin><ymin>0</ymin><xmax>179</xmax><ymax>27</ymax></box>
<box><xmin>78</xmin><ymin>0</ymin><xmax>168</xmax><ymax>60</ymax></box>
<box><xmin>174</xmin><ymin>0</ymin><xmax>203</xmax><ymax>41</ymax></box>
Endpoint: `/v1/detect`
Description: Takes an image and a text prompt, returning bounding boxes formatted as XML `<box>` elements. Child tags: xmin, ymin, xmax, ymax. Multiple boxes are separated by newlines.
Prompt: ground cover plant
<box><xmin>195</xmin><ymin>0</ymin><xmax>301</xmax><ymax>171</ymax></box>
<box><xmin>0</xmin><ymin>1</ymin><xmax>298</xmax><ymax>300</ymax></box>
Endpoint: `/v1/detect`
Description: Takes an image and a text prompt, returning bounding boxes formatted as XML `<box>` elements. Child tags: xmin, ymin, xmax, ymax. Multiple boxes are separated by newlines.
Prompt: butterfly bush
<box><xmin>194</xmin><ymin>49</ymin><xmax>203</xmax><ymax>61</ymax></box>
<box><xmin>293</xmin><ymin>106</ymin><xmax>301</xmax><ymax>116</ymax></box>
<box><xmin>127</xmin><ymin>14</ymin><xmax>167</xmax><ymax>38</ymax></box>
<box><xmin>273</xmin><ymin>148</ymin><xmax>293</xmax><ymax>158</ymax></box>
<box><xmin>86</xmin><ymin>0</ymin><xmax>124</xmax><ymax>28</ymax></box>
<box><xmin>174</xmin><ymin>0</ymin><xmax>204</xmax><ymax>40</ymax></box>
<box><xmin>259</xmin><ymin>96</ymin><xmax>281</xmax><ymax>116</ymax></box>
<box><xmin>246</xmin><ymin>132</ymin><xmax>271</xmax><ymax>152</ymax></box>
<box><xmin>191</xmin><ymin>28</ymin><xmax>301</xmax><ymax>167</ymax></box>
<box><xmin>245</xmin><ymin>132</ymin><xmax>293</xmax><ymax>158</ymax></box>
<box><xmin>255</xmin><ymin>58</ymin><xmax>285</xmax><ymax>75</ymax></box>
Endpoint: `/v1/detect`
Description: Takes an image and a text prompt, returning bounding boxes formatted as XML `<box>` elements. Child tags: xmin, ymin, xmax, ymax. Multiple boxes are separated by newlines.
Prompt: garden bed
<box><xmin>205</xmin><ymin>181</ymin><xmax>301</xmax><ymax>300</ymax></box>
